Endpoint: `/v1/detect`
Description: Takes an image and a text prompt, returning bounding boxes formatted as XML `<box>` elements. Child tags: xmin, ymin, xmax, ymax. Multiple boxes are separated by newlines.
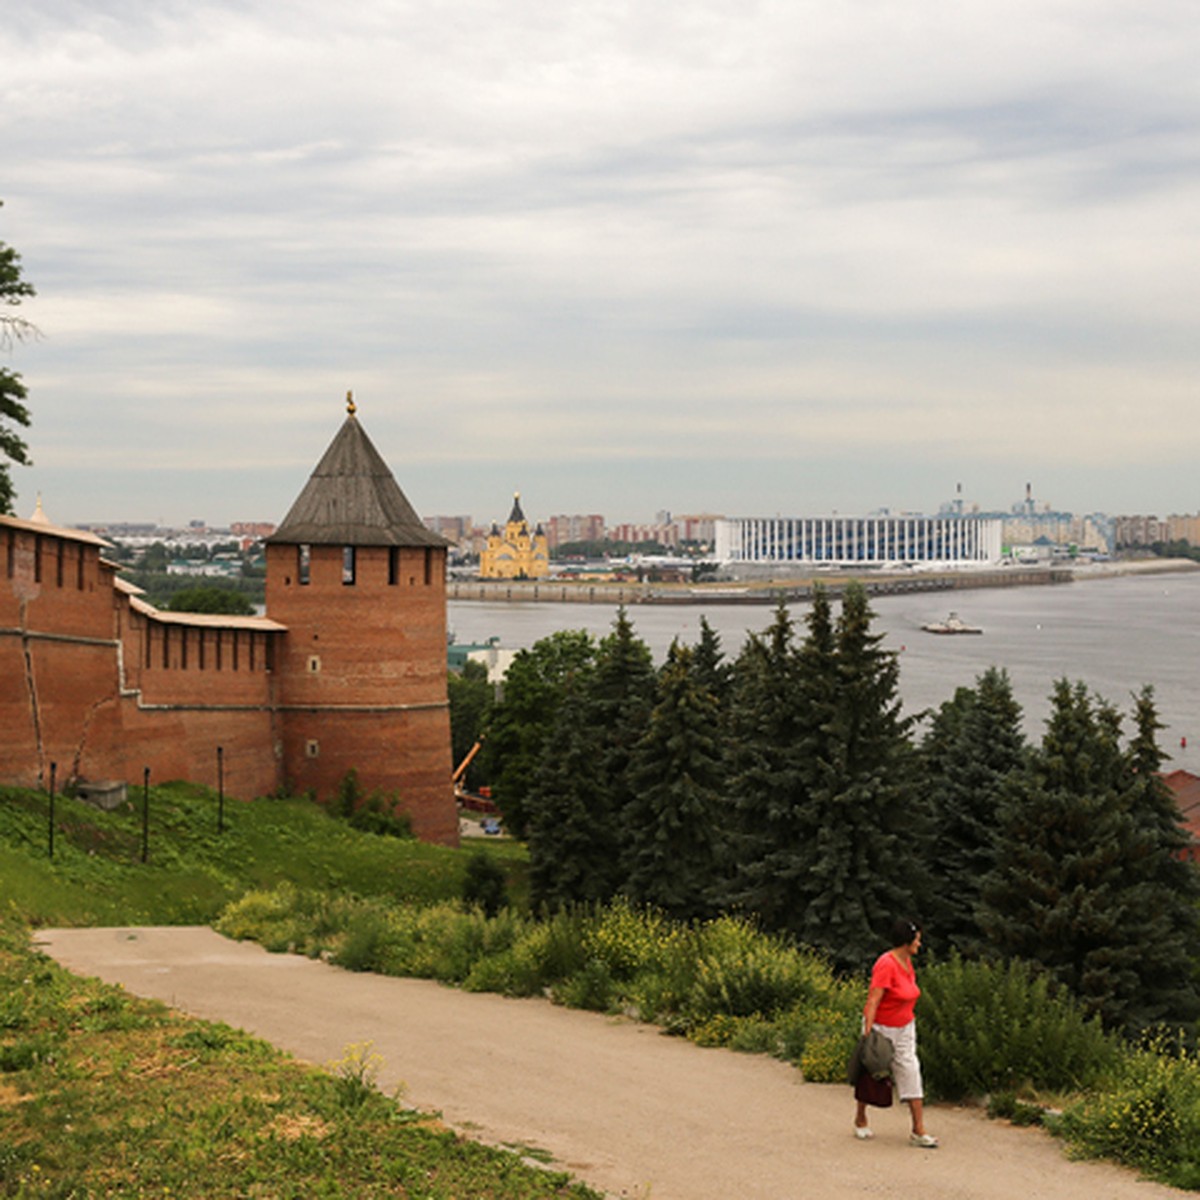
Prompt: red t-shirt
<box><xmin>870</xmin><ymin>950</ymin><xmax>920</xmax><ymax>1026</ymax></box>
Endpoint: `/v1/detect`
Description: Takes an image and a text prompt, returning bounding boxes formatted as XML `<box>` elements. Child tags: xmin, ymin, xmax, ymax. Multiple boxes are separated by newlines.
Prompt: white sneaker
<box><xmin>854</xmin><ymin>1126</ymin><xmax>874</xmax><ymax>1140</ymax></box>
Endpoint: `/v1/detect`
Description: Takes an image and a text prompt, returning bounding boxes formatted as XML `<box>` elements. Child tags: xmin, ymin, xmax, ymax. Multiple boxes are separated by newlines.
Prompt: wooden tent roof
<box><xmin>267</xmin><ymin>407</ymin><xmax>448</xmax><ymax>549</ymax></box>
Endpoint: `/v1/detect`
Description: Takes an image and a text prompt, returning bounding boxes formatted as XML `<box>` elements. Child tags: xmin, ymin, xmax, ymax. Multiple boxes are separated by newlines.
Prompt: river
<box><xmin>449</xmin><ymin>568</ymin><xmax>1200</xmax><ymax>772</ymax></box>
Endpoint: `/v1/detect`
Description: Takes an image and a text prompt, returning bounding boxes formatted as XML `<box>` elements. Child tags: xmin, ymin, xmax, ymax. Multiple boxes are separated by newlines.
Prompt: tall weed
<box><xmin>1055</xmin><ymin>1036</ymin><xmax>1200</xmax><ymax>1188</ymax></box>
<box><xmin>920</xmin><ymin>954</ymin><xmax>1118</xmax><ymax>1099</ymax></box>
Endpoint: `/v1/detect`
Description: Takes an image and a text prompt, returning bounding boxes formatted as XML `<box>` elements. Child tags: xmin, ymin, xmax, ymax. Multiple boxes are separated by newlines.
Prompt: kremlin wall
<box><xmin>0</xmin><ymin>400</ymin><xmax>459</xmax><ymax>845</ymax></box>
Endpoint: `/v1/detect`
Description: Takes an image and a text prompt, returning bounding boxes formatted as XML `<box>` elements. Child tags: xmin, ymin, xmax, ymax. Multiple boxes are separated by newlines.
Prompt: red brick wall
<box><xmin>1</xmin><ymin>524</ymin><xmax>280</xmax><ymax>800</ymax></box>
<box><xmin>3</xmin><ymin>522</ymin><xmax>458</xmax><ymax>846</ymax></box>
<box><xmin>266</xmin><ymin>542</ymin><xmax>458</xmax><ymax>844</ymax></box>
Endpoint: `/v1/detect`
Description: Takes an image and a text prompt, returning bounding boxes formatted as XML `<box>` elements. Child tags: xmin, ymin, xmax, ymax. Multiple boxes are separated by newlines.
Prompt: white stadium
<box><xmin>714</xmin><ymin>514</ymin><xmax>1003</xmax><ymax>568</ymax></box>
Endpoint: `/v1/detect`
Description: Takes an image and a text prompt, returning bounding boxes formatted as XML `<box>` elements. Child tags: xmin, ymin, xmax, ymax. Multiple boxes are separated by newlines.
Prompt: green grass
<box><xmin>0</xmin><ymin>918</ymin><xmax>599</xmax><ymax>1199</ymax></box>
<box><xmin>0</xmin><ymin>782</ymin><xmax>526</xmax><ymax>927</ymax></box>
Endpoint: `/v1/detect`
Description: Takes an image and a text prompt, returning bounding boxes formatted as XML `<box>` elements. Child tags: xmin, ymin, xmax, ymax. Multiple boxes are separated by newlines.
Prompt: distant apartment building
<box><xmin>423</xmin><ymin>515</ymin><xmax>473</xmax><ymax>543</ymax></box>
<box><xmin>230</xmin><ymin>521</ymin><xmax>278</xmax><ymax>539</ymax></box>
<box><xmin>673</xmin><ymin>513</ymin><xmax>722</xmax><ymax>547</ymax></box>
<box><xmin>608</xmin><ymin>521</ymin><xmax>679</xmax><ymax>548</ymax></box>
<box><xmin>715</xmin><ymin>514</ymin><xmax>1003</xmax><ymax>567</ymax></box>
<box><xmin>544</xmin><ymin>513</ymin><xmax>606</xmax><ymax>550</ymax></box>
<box><xmin>1000</xmin><ymin>512</ymin><xmax>1113</xmax><ymax>554</ymax></box>
<box><xmin>1114</xmin><ymin>513</ymin><xmax>1200</xmax><ymax>547</ymax></box>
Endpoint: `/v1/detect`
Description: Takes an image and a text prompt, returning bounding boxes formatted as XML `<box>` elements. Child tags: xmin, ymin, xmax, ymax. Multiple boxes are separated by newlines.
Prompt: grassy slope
<box><xmin>0</xmin><ymin>783</ymin><xmax>584</xmax><ymax>1198</ymax></box>
<box><xmin>0</xmin><ymin>920</ymin><xmax>598</xmax><ymax>1198</ymax></box>
<box><xmin>0</xmin><ymin>781</ymin><xmax>527</xmax><ymax>927</ymax></box>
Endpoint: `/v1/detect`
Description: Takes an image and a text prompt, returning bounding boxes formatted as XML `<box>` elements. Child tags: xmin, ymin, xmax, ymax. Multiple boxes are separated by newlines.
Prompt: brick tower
<box><xmin>265</xmin><ymin>395</ymin><xmax>458</xmax><ymax>845</ymax></box>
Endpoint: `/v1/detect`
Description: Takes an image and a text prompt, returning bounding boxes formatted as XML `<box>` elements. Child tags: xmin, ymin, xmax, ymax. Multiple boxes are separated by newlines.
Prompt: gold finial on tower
<box><xmin>346</xmin><ymin>390</ymin><xmax>357</xmax><ymax>416</ymax></box>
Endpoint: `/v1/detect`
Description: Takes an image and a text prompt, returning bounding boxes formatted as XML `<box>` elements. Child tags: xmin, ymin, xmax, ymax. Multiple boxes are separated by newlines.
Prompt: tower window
<box><xmin>342</xmin><ymin>546</ymin><xmax>356</xmax><ymax>585</ymax></box>
<box><xmin>388</xmin><ymin>546</ymin><xmax>399</xmax><ymax>586</ymax></box>
<box><xmin>424</xmin><ymin>547</ymin><xmax>433</xmax><ymax>585</ymax></box>
<box><xmin>298</xmin><ymin>544</ymin><xmax>311</xmax><ymax>586</ymax></box>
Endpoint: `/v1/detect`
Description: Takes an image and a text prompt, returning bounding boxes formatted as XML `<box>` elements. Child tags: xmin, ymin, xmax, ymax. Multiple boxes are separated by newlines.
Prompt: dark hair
<box><xmin>889</xmin><ymin>918</ymin><xmax>921</xmax><ymax>948</ymax></box>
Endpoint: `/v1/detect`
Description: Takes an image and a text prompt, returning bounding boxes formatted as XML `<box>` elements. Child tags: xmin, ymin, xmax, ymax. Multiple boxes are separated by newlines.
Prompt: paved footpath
<box><xmin>38</xmin><ymin>927</ymin><xmax>1181</xmax><ymax>1200</ymax></box>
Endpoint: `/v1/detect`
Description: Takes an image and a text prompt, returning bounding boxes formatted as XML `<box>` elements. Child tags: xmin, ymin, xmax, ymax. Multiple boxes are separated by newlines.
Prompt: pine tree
<box><xmin>691</xmin><ymin>615</ymin><xmax>732</xmax><ymax>703</ymax></box>
<box><xmin>794</xmin><ymin>583</ymin><xmax>926</xmax><ymax>971</ymax></box>
<box><xmin>1115</xmin><ymin>687</ymin><xmax>1200</xmax><ymax>1030</ymax></box>
<box><xmin>977</xmin><ymin>680</ymin><xmax>1190</xmax><ymax>1032</ymax></box>
<box><xmin>589</xmin><ymin>607</ymin><xmax>657</xmax><ymax>858</ymax></box>
<box><xmin>527</xmin><ymin>680</ymin><xmax>622</xmax><ymax>909</ymax></box>
<box><xmin>721</xmin><ymin>600</ymin><xmax>814</xmax><ymax>930</ymax></box>
<box><xmin>622</xmin><ymin>643</ymin><xmax>725</xmax><ymax>919</ymax></box>
<box><xmin>924</xmin><ymin>667</ymin><xmax>1026</xmax><ymax>953</ymax></box>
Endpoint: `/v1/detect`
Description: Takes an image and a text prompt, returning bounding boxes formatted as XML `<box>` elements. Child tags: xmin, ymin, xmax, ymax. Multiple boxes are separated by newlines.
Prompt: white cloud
<box><xmin>3</xmin><ymin>0</ymin><xmax>1199</xmax><ymax>525</ymax></box>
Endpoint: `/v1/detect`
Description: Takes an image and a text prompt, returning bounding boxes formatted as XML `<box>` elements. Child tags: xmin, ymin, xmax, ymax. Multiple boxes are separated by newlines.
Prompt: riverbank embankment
<box><xmin>448</xmin><ymin>558</ymin><xmax>1199</xmax><ymax>607</ymax></box>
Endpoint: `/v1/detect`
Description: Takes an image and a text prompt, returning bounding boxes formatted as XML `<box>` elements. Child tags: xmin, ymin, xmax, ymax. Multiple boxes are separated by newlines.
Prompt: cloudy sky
<box><xmin>3</xmin><ymin>0</ymin><xmax>1198</xmax><ymax>529</ymax></box>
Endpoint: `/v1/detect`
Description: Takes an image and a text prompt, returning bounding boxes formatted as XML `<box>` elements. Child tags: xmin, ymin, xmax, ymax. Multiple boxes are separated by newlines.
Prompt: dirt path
<box><xmin>38</xmin><ymin>926</ymin><xmax>1180</xmax><ymax>1200</ymax></box>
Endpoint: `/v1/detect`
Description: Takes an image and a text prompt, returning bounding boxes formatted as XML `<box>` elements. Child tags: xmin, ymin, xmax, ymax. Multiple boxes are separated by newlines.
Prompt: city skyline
<box><xmin>4</xmin><ymin>1</ymin><xmax>1199</xmax><ymax>527</ymax></box>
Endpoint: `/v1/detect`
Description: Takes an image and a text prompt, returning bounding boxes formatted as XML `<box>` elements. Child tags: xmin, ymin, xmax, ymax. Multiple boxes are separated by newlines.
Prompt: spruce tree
<box><xmin>1116</xmin><ymin>687</ymin><xmax>1200</xmax><ymax>1029</ymax></box>
<box><xmin>589</xmin><ymin>607</ymin><xmax>657</xmax><ymax>859</ymax></box>
<box><xmin>924</xmin><ymin>667</ymin><xmax>1026</xmax><ymax>953</ymax></box>
<box><xmin>721</xmin><ymin>600</ymin><xmax>814</xmax><ymax>931</ymax></box>
<box><xmin>794</xmin><ymin>583</ymin><xmax>925</xmax><ymax>971</ymax></box>
<box><xmin>622</xmin><ymin>642</ymin><xmax>725</xmax><ymax>920</ymax></box>
<box><xmin>527</xmin><ymin>679</ymin><xmax>622</xmax><ymax>909</ymax></box>
<box><xmin>691</xmin><ymin>615</ymin><xmax>732</xmax><ymax>703</ymax></box>
<box><xmin>977</xmin><ymin>680</ymin><xmax>1189</xmax><ymax>1032</ymax></box>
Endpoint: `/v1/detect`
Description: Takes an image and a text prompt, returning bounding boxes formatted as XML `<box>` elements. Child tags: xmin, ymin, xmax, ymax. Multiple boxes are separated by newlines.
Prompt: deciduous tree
<box><xmin>0</xmin><ymin>207</ymin><xmax>36</xmax><ymax>515</ymax></box>
<box><xmin>485</xmin><ymin>629</ymin><xmax>596</xmax><ymax>840</ymax></box>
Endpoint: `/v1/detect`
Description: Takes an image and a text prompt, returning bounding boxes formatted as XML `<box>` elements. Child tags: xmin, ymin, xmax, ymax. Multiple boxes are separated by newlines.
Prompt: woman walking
<box><xmin>854</xmin><ymin>918</ymin><xmax>938</xmax><ymax>1148</ymax></box>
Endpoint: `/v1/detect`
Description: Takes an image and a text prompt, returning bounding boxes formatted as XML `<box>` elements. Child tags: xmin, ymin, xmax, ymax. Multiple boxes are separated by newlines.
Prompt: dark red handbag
<box><xmin>854</xmin><ymin>1071</ymin><xmax>894</xmax><ymax>1108</ymax></box>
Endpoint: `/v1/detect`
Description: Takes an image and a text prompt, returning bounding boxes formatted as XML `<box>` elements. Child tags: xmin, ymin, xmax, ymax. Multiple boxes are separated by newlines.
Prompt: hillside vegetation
<box><xmin>3</xmin><ymin>783</ymin><xmax>1200</xmax><ymax>1191</ymax></box>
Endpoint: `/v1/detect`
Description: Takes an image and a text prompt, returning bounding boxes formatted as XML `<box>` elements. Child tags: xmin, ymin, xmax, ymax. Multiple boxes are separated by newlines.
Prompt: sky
<box><xmin>3</xmin><ymin>0</ymin><xmax>1199</xmax><ymax>529</ymax></box>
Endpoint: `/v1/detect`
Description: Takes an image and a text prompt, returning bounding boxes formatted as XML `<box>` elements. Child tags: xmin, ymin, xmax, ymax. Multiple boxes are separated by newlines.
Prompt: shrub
<box><xmin>1055</xmin><ymin>1036</ymin><xmax>1200</xmax><ymax>1187</ymax></box>
<box><xmin>553</xmin><ymin>959</ymin><xmax>616</xmax><ymax>1012</ymax></box>
<box><xmin>684</xmin><ymin>916</ymin><xmax>837</xmax><ymax>1022</ymax></box>
<box><xmin>462</xmin><ymin>850</ymin><xmax>508</xmax><ymax>917</ymax></box>
<box><xmin>919</xmin><ymin>954</ymin><xmax>1118</xmax><ymax>1100</ymax></box>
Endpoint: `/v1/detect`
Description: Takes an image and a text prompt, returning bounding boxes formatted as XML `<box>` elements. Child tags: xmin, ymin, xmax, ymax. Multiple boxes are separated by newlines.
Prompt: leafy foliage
<box><xmin>919</xmin><ymin>953</ymin><xmax>1117</xmax><ymax>1100</ymax></box>
<box><xmin>0</xmin><ymin>206</ymin><xmax>35</xmax><ymax>514</ymax></box>
<box><xmin>166</xmin><ymin>585</ymin><xmax>256</xmax><ymax>615</ymax></box>
<box><xmin>486</xmin><ymin>629</ymin><xmax>597</xmax><ymax>839</ymax></box>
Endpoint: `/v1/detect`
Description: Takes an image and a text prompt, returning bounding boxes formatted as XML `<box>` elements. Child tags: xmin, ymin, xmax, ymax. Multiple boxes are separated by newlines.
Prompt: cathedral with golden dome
<box><xmin>479</xmin><ymin>493</ymin><xmax>550</xmax><ymax>579</ymax></box>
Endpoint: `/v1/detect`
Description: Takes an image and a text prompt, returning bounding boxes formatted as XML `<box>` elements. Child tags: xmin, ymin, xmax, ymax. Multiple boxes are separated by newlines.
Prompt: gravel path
<box><xmin>38</xmin><ymin>926</ymin><xmax>1181</xmax><ymax>1200</ymax></box>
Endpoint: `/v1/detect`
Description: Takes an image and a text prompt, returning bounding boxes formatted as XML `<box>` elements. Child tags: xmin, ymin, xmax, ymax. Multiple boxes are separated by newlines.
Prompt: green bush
<box><xmin>462</xmin><ymin>850</ymin><xmax>508</xmax><ymax>916</ymax></box>
<box><xmin>1055</xmin><ymin>1036</ymin><xmax>1200</xmax><ymax>1187</ymax></box>
<box><xmin>684</xmin><ymin>916</ymin><xmax>838</xmax><ymax>1022</ymax></box>
<box><xmin>919</xmin><ymin>954</ymin><xmax>1118</xmax><ymax>1100</ymax></box>
<box><xmin>553</xmin><ymin>959</ymin><xmax>617</xmax><ymax>1012</ymax></box>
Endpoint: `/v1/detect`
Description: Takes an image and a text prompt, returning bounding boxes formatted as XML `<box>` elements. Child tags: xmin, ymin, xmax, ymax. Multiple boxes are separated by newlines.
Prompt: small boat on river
<box><xmin>921</xmin><ymin>612</ymin><xmax>982</xmax><ymax>635</ymax></box>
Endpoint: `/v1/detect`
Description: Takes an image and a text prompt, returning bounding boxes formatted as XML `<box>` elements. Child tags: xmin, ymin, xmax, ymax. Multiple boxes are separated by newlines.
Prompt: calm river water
<box><xmin>449</xmin><ymin>568</ymin><xmax>1200</xmax><ymax>773</ymax></box>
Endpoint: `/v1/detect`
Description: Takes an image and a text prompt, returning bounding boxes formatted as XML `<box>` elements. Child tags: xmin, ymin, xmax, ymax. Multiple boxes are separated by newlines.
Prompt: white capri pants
<box><xmin>874</xmin><ymin>1020</ymin><xmax>923</xmax><ymax>1101</ymax></box>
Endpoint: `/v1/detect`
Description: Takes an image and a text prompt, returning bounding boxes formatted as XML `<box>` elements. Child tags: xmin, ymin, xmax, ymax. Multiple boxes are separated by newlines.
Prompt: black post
<box><xmin>48</xmin><ymin>761</ymin><xmax>56</xmax><ymax>859</ymax></box>
<box><xmin>217</xmin><ymin>746</ymin><xmax>225</xmax><ymax>834</ymax></box>
<box><xmin>141</xmin><ymin>766</ymin><xmax>150</xmax><ymax>864</ymax></box>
